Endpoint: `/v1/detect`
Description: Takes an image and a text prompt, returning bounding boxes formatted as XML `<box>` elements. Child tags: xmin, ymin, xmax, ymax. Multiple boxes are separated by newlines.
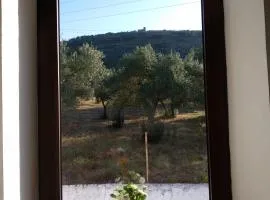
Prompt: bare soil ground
<box><xmin>61</xmin><ymin>100</ymin><xmax>208</xmax><ymax>185</ymax></box>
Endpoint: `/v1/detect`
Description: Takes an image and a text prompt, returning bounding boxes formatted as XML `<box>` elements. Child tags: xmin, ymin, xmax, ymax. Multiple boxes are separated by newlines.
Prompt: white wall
<box><xmin>63</xmin><ymin>184</ymin><xmax>209</xmax><ymax>200</ymax></box>
<box><xmin>2</xmin><ymin>0</ymin><xmax>20</xmax><ymax>199</ymax></box>
<box><xmin>0</xmin><ymin>0</ymin><xmax>3</xmax><ymax>199</ymax></box>
<box><xmin>1</xmin><ymin>0</ymin><xmax>270</xmax><ymax>200</ymax></box>
<box><xmin>1</xmin><ymin>0</ymin><xmax>37</xmax><ymax>200</ymax></box>
<box><xmin>224</xmin><ymin>0</ymin><xmax>270</xmax><ymax>200</ymax></box>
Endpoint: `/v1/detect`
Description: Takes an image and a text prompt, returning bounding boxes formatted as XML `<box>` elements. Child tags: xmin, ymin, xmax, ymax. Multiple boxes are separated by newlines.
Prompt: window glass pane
<box><xmin>60</xmin><ymin>1</ymin><xmax>209</xmax><ymax>199</ymax></box>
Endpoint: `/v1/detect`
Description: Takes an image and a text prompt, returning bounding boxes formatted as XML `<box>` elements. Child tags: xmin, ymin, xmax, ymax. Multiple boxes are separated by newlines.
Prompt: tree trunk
<box><xmin>115</xmin><ymin>109</ymin><xmax>124</xmax><ymax>128</ymax></box>
<box><xmin>170</xmin><ymin>103</ymin><xmax>175</xmax><ymax>118</ymax></box>
<box><xmin>160</xmin><ymin>100</ymin><xmax>169</xmax><ymax>116</ymax></box>
<box><xmin>101</xmin><ymin>100</ymin><xmax>107</xmax><ymax>119</ymax></box>
<box><xmin>147</xmin><ymin>101</ymin><xmax>158</xmax><ymax>123</ymax></box>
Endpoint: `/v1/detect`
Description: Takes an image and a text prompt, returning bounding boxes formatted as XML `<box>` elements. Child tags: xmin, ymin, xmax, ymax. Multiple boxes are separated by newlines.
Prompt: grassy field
<box><xmin>61</xmin><ymin>100</ymin><xmax>208</xmax><ymax>185</ymax></box>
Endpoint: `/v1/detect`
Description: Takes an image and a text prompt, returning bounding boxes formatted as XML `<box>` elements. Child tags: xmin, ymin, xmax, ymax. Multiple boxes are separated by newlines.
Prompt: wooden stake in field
<box><xmin>145</xmin><ymin>131</ymin><xmax>149</xmax><ymax>183</ymax></box>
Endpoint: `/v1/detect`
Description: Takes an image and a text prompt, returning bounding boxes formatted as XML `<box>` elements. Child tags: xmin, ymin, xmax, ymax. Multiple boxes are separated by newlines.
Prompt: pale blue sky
<box><xmin>60</xmin><ymin>0</ymin><xmax>202</xmax><ymax>40</ymax></box>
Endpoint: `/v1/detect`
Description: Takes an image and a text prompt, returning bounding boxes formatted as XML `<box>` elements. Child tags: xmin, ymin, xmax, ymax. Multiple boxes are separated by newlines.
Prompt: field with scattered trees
<box><xmin>61</xmin><ymin>30</ymin><xmax>208</xmax><ymax>185</ymax></box>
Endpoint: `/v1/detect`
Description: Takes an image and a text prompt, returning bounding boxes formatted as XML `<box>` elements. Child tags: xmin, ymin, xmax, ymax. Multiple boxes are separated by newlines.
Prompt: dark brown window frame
<box><xmin>37</xmin><ymin>0</ymin><xmax>232</xmax><ymax>199</ymax></box>
<box><xmin>265</xmin><ymin>0</ymin><xmax>270</xmax><ymax>97</ymax></box>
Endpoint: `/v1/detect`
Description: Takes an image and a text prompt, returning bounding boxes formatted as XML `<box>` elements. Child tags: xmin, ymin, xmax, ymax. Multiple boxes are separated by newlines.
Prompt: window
<box><xmin>37</xmin><ymin>0</ymin><xmax>232</xmax><ymax>200</ymax></box>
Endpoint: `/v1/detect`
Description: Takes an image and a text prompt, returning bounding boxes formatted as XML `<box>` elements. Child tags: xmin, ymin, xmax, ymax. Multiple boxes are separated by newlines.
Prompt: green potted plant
<box><xmin>111</xmin><ymin>171</ymin><xmax>147</xmax><ymax>200</ymax></box>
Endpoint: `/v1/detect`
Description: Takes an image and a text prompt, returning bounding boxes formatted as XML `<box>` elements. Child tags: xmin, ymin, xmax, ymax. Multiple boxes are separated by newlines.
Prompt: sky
<box><xmin>60</xmin><ymin>0</ymin><xmax>202</xmax><ymax>40</ymax></box>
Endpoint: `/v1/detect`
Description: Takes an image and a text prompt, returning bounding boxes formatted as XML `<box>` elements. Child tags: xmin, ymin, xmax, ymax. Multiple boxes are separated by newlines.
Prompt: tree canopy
<box><xmin>60</xmin><ymin>42</ymin><xmax>109</xmax><ymax>108</ymax></box>
<box><xmin>60</xmin><ymin>41</ymin><xmax>204</xmax><ymax>124</ymax></box>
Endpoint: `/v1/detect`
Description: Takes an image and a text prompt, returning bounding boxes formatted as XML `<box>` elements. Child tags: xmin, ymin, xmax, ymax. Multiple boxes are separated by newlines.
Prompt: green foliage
<box><xmin>109</xmin><ymin>45</ymin><xmax>159</xmax><ymax>121</ymax></box>
<box><xmin>112</xmin><ymin>44</ymin><xmax>189</xmax><ymax>121</ymax></box>
<box><xmin>61</xmin><ymin>39</ymin><xmax>205</xmax><ymax>120</ymax></box>
<box><xmin>112</xmin><ymin>171</ymin><xmax>147</xmax><ymax>200</ymax></box>
<box><xmin>60</xmin><ymin>41</ymin><xmax>77</xmax><ymax>107</ymax></box>
<box><xmin>186</xmin><ymin>47</ymin><xmax>203</xmax><ymax>63</ymax></box>
<box><xmin>94</xmin><ymin>69</ymin><xmax>114</xmax><ymax>118</ymax></box>
<box><xmin>156</xmin><ymin>52</ymin><xmax>186</xmax><ymax>116</ymax></box>
<box><xmin>111</xmin><ymin>183</ymin><xmax>147</xmax><ymax>200</ymax></box>
<box><xmin>60</xmin><ymin>42</ymin><xmax>109</xmax><ymax>108</ymax></box>
<box><xmin>184</xmin><ymin>51</ymin><xmax>205</xmax><ymax>105</ymax></box>
<box><xmin>116</xmin><ymin>171</ymin><xmax>146</xmax><ymax>184</ymax></box>
<box><xmin>66</xmin><ymin>30</ymin><xmax>202</xmax><ymax>68</ymax></box>
<box><xmin>121</xmin><ymin>44</ymin><xmax>158</xmax><ymax>101</ymax></box>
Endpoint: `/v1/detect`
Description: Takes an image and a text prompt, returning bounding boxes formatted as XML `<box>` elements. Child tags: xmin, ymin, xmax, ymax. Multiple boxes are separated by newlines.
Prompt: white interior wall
<box><xmin>1</xmin><ymin>0</ymin><xmax>270</xmax><ymax>200</ymax></box>
<box><xmin>2</xmin><ymin>0</ymin><xmax>20</xmax><ymax>199</ymax></box>
<box><xmin>0</xmin><ymin>0</ymin><xmax>3</xmax><ymax>199</ymax></box>
<box><xmin>1</xmin><ymin>0</ymin><xmax>37</xmax><ymax>200</ymax></box>
<box><xmin>224</xmin><ymin>0</ymin><xmax>270</xmax><ymax>199</ymax></box>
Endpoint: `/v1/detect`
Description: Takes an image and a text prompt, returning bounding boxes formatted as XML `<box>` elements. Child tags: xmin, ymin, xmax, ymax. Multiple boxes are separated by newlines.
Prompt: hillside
<box><xmin>66</xmin><ymin>30</ymin><xmax>202</xmax><ymax>68</ymax></box>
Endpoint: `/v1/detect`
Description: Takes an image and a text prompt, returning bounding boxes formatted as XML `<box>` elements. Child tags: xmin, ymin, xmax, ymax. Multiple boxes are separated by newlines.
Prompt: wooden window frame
<box><xmin>37</xmin><ymin>0</ymin><xmax>232</xmax><ymax>199</ymax></box>
<box><xmin>265</xmin><ymin>0</ymin><xmax>270</xmax><ymax>97</ymax></box>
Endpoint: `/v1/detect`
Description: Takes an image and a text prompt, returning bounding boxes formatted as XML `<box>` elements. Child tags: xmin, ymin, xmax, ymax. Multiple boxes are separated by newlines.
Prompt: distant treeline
<box><xmin>65</xmin><ymin>30</ymin><xmax>202</xmax><ymax>68</ymax></box>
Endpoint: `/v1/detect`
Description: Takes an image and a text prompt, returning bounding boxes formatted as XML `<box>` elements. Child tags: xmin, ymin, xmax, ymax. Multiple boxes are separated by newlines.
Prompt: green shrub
<box><xmin>111</xmin><ymin>183</ymin><xmax>147</xmax><ymax>200</ymax></box>
<box><xmin>112</xmin><ymin>171</ymin><xmax>147</xmax><ymax>200</ymax></box>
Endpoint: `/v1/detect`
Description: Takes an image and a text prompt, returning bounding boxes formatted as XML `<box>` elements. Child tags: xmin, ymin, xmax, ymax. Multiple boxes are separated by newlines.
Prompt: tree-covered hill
<box><xmin>66</xmin><ymin>30</ymin><xmax>202</xmax><ymax>68</ymax></box>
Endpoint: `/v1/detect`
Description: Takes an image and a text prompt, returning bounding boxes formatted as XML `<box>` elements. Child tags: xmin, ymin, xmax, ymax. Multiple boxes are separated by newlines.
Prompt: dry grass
<box><xmin>61</xmin><ymin>101</ymin><xmax>208</xmax><ymax>185</ymax></box>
